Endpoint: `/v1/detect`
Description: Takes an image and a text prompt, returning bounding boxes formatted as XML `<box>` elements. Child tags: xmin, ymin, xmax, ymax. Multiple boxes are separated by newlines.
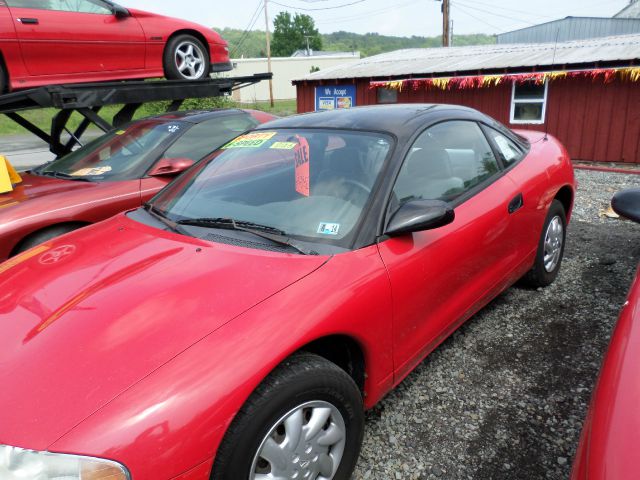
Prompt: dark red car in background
<box><xmin>0</xmin><ymin>108</ymin><xmax>275</xmax><ymax>260</ymax></box>
<box><xmin>0</xmin><ymin>0</ymin><xmax>232</xmax><ymax>92</ymax></box>
<box><xmin>572</xmin><ymin>188</ymin><xmax>640</xmax><ymax>480</ymax></box>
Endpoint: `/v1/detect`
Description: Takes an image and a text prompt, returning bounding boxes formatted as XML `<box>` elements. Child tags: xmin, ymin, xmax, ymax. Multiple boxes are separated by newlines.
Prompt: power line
<box><xmin>230</xmin><ymin>1</ymin><xmax>265</xmax><ymax>58</ymax></box>
<box><xmin>315</xmin><ymin>0</ymin><xmax>414</xmax><ymax>25</ymax></box>
<box><xmin>462</xmin><ymin>0</ymin><xmax>555</xmax><ymax>21</ymax></box>
<box><xmin>453</xmin><ymin>3</ymin><xmax>505</xmax><ymax>33</ymax></box>
<box><xmin>454</xmin><ymin>0</ymin><xmax>538</xmax><ymax>26</ymax></box>
<box><xmin>269</xmin><ymin>0</ymin><xmax>367</xmax><ymax>11</ymax></box>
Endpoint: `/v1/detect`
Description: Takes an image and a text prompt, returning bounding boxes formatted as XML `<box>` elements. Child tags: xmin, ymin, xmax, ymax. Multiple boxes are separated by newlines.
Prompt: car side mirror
<box><xmin>148</xmin><ymin>158</ymin><xmax>194</xmax><ymax>177</ymax></box>
<box><xmin>612</xmin><ymin>188</ymin><xmax>640</xmax><ymax>224</ymax></box>
<box><xmin>385</xmin><ymin>199</ymin><xmax>455</xmax><ymax>236</ymax></box>
<box><xmin>112</xmin><ymin>4</ymin><xmax>130</xmax><ymax>18</ymax></box>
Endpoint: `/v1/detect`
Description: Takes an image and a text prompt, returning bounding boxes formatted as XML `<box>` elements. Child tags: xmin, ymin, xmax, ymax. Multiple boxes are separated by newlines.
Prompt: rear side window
<box><xmin>486</xmin><ymin>128</ymin><xmax>524</xmax><ymax>167</ymax></box>
<box><xmin>392</xmin><ymin>121</ymin><xmax>500</xmax><ymax>205</ymax></box>
<box><xmin>163</xmin><ymin>114</ymin><xmax>259</xmax><ymax>162</ymax></box>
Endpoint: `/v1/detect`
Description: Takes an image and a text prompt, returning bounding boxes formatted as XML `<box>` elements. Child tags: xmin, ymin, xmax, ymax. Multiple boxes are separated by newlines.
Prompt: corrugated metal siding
<box><xmin>497</xmin><ymin>17</ymin><xmax>640</xmax><ymax>44</ymax></box>
<box><xmin>296</xmin><ymin>78</ymin><xmax>640</xmax><ymax>163</ymax></box>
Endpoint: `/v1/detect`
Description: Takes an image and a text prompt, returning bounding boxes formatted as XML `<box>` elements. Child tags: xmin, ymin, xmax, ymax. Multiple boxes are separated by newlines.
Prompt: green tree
<box><xmin>271</xmin><ymin>12</ymin><xmax>322</xmax><ymax>57</ymax></box>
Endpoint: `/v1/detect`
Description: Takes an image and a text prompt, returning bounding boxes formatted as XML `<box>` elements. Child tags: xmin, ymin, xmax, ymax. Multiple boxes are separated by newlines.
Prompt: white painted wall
<box><xmin>224</xmin><ymin>54</ymin><xmax>360</xmax><ymax>102</ymax></box>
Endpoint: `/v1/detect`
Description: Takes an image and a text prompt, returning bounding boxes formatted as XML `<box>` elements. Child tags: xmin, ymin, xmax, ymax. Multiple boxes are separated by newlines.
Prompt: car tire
<box><xmin>163</xmin><ymin>34</ymin><xmax>210</xmax><ymax>81</ymax></box>
<box><xmin>522</xmin><ymin>199</ymin><xmax>567</xmax><ymax>288</ymax></box>
<box><xmin>212</xmin><ymin>352</ymin><xmax>364</xmax><ymax>480</ymax></box>
<box><xmin>13</xmin><ymin>224</ymin><xmax>83</xmax><ymax>256</ymax></box>
<box><xmin>0</xmin><ymin>61</ymin><xmax>6</xmax><ymax>94</ymax></box>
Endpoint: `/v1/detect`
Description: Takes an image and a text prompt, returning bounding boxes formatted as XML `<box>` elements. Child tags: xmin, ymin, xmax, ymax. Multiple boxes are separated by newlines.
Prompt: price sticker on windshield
<box><xmin>222</xmin><ymin>131</ymin><xmax>277</xmax><ymax>149</ymax></box>
<box><xmin>294</xmin><ymin>136</ymin><xmax>310</xmax><ymax>197</ymax></box>
<box><xmin>70</xmin><ymin>166</ymin><xmax>112</xmax><ymax>176</ymax></box>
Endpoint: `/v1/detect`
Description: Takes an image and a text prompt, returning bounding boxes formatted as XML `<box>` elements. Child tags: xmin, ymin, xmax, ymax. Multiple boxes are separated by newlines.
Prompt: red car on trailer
<box><xmin>0</xmin><ymin>105</ymin><xmax>575</xmax><ymax>480</ymax></box>
<box><xmin>0</xmin><ymin>0</ymin><xmax>231</xmax><ymax>92</ymax></box>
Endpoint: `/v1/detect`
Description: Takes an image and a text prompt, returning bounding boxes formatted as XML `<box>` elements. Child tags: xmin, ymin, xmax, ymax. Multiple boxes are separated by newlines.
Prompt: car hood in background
<box><xmin>0</xmin><ymin>173</ymin><xmax>91</xmax><ymax>208</ymax></box>
<box><xmin>0</xmin><ymin>173</ymin><xmax>139</xmax><ymax>228</ymax></box>
<box><xmin>0</xmin><ymin>214</ymin><xmax>328</xmax><ymax>450</ymax></box>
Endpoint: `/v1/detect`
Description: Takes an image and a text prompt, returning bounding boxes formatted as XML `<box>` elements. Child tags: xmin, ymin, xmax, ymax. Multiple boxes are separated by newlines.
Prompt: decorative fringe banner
<box><xmin>369</xmin><ymin>67</ymin><xmax>640</xmax><ymax>91</ymax></box>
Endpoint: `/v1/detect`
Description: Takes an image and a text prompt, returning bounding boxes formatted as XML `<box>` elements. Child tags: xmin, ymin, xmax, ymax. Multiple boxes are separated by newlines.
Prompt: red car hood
<box><xmin>0</xmin><ymin>214</ymin><xmax>328</xmax><ymax>450</ymax></box>
<box><xmin>0</xmin><ymin>173</ymin><xmax>92</xmax><ymax>208</ymax></box>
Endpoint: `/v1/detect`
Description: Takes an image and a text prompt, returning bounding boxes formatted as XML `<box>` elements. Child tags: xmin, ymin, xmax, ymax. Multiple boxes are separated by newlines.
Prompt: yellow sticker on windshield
<box><xmin>115</xmin><ymin>130</ymin><xmax>126</xmax><ymax>135</ymax></box>
<box><xmin>270</xmin><ymin>142</ymin><xmax>297</xmax><ymax>150</ymax></box>
<box><xmin>222</xmin><ymin>131</ymin><xmax>277</xmax><ymax>149</ymax></box>
<box><xmin>70</xmin><ymin>166</ymin><xmax>112</xmax><ymax>176</ymax></box>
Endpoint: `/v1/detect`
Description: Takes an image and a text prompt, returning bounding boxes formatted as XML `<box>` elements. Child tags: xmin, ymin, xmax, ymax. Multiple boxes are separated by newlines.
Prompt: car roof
<box><xmin>148</xmin><ymin>109</ymin><xmax>251</xmax><ymax>124</ymax></box>
<box><xmin>256</xmin><ymin>104</ymin><xmax>490</xmax><ymax>137</ymax></box>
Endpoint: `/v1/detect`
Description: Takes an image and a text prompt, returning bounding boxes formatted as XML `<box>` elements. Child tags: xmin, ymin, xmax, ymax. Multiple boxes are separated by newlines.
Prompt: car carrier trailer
<box><xmin>0</xmin><ymin>73</ymin><xmax>272</xmax><ymax>158</ymax></box>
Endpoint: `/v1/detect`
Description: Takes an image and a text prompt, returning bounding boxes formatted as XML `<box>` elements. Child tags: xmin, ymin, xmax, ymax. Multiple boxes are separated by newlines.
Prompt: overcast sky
<box><xmin>120</xmin><ymin>0</ymin><xmax>631</xmax><ymax>37</ymax></box>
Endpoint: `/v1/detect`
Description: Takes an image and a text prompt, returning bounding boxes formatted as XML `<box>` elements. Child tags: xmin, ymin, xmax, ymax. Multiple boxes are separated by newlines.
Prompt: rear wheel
<box><xmin>522</xmin><ymin>199</ymin><xmax>567</xmax><ymax>287</ymax></box>
<box><xmin>212</xmin><ymin>352</ymin><xmax>364</xmax><ymax>480</ymax></box>
<box><xmin>163</xmin><ymin>34</ymin><xmax>210</xmax><ymax>81</ymax></box>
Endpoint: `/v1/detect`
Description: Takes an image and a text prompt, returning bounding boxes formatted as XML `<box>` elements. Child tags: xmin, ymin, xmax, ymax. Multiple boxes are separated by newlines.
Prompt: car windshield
<box><xmin>151</xmin><ymin>129</ymin><xmax>393</xmax><ymax>248</ymax></box>
<box><xmin>33</xmin><ymin>120</ymin><xmax>189</xmax><ymax>181</ymax></box>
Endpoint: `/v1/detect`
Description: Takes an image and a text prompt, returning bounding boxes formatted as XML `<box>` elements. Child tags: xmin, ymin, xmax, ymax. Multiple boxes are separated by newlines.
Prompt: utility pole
<box><xmin>264</xmin><ymin>0</ymin><xmax>274</xmax><ymax>107</ymax></box>
<box><xmin>441</xmin><ymin>0</ymin><xmax>450</xmax><ymax>47</ymax></box>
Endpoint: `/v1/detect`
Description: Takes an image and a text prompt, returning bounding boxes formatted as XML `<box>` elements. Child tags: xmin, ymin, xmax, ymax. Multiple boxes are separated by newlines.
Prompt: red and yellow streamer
<box><xmin>369</xmin><ymin>67</ymin><xmax>640</xmax><ymax>91</ymax></box>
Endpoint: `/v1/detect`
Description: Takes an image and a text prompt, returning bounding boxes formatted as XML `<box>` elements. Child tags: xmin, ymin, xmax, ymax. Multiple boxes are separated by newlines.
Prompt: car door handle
<box><xmin>508</xmin><ymin>193</ymin><xmax>524</xmax><ymax>214</ymax></box>
<box><xmin>18</xmin><ymin>17</ymin><xmax>39</xmax><ymax>24</ymax></box>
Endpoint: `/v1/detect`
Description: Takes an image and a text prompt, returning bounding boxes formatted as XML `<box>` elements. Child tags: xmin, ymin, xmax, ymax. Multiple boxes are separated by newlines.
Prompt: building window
<box><xmin>377</xmin><ymin>88</ymin><xmax>398</xmax><ymax>104</ymax></box>
<box><xmin>510</xmin><ymin>81</ymin><xmax>548</xmax><ymax>124</ymax></box>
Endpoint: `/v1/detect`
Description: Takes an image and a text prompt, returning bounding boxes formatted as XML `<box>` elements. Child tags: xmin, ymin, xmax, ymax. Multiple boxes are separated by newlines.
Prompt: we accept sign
<box><xmin>315</xmin><ymin>85</ymin><xmax>356</xmax><ymax>111</ymax></box>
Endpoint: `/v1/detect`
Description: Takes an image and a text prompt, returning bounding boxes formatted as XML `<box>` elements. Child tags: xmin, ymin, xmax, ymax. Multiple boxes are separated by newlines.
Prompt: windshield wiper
<box><xmin>176</xmin><ymin>217</ymin><xmax>318</xmax><ymax>255</ymax></box>
<box><xmin>143</xmin><ymin>203</ymin><xmax>191</xmax><ymax>236</ymax></box>
<box><xmin>38</xmin><ymin>170</ymin><xmax>93</xmax><ymax>182</ymax></box>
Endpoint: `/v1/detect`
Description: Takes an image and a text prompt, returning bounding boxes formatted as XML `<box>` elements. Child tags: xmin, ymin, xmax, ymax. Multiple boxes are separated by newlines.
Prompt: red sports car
<box><xmin>0</xmin><ymin>105</ymin><xmax>575</xmax><ymax>480</ymax></box>
<box><xmin>572</xmin><ymin>188</ymin><xmax>640</xmax><ymax>480</ymax></box>
<box><xmin>0</xmin><ymin>108</ymin><xmax>275</xmax><ymax>260</ymax></box>
<box><xmin>0</xmin><ymin>0</ymin><xmax>231</xmax><ymax>92</ymax></box>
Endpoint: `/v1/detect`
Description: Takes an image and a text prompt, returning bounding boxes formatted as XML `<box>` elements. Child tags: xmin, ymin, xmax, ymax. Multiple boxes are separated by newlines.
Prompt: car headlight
<box><xmin>0</xmin><ymin>445</ymin><xmax>129</xmax><ymax>480</ymax></box>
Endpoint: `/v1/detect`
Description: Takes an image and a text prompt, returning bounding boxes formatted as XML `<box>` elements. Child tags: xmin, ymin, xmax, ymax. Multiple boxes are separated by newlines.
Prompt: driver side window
<box><xmin>392</xmin><ymin>121</ymin><xmax>500</xmax><ymax>206</ymax></box>
<box><xmin>7</xmin><ymin>0</ymin><xmax>112</xmax><ymax>14</ymax></box>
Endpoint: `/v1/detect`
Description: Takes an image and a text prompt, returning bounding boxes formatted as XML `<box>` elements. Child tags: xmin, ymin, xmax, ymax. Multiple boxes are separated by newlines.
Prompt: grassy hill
<box><xmin>216</xmin><ymin>28</ymin><xmax>496</xmax><ymax>59</ymax></box>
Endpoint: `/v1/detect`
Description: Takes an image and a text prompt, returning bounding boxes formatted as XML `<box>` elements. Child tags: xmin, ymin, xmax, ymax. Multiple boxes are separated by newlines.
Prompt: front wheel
<box><xmin>163</xmin><ymin>34</ymin><xmax>210</xmax><ymax>81</ymax></box>
<box><xmin>522</xmin><ymin>199</ymin><xmax>567</xmax><ymax>287</ymax></box>
<box><xmin>0</xmin><ymin>61</ymin><xmax>7</xmax><ymax>93</ymax></box>
<box><xmin>212</xmin><ymin>352</ymin><xmax>364</xmax><ymax>480</ymax></box>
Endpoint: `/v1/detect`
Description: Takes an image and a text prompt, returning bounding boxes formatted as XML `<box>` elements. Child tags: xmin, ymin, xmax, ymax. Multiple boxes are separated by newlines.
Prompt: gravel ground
<box><xmin>352</xmin><ymin>169</ymin><xmax>640</xmax><ymax>480</ymax></box>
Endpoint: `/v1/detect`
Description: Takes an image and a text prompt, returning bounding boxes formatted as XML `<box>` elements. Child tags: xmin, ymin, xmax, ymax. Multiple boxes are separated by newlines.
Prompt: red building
<box><xmin>293</xmin><ymin>35</ymin><xmax>640</xmax><ymax>164</ymax></box>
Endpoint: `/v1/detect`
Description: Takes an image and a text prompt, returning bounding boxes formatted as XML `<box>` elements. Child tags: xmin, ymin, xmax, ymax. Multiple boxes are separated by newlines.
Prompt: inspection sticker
<box><xmin>70</xmin><ymin>166</ymin><xmax>112</xmax><ymax>176</ymax></box>
<box><xmin>270</xmin><ymin>141</ymin><xmax>297</xmax><ymax>150</ymax></box>
<box><xmin>222</xmin><ymin>131</ymin><xmax>277</xmax><ymax>149</ymax></box>
<box><xmin>317</xmin><ymin>222</ymin><xmax>340</xmax><ymax>235</ymax></box>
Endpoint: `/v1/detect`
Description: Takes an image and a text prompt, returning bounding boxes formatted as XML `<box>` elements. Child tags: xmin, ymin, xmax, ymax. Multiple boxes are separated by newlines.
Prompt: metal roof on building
<box><xmin>496</xmin><ymin>17</ymin><xmax>640</xmax><ymax>44</ymax></box>
<box><xmin>294</xmin><ymin>34</ymin><xmax>640</xmax><ymax>82</ymax></box>
<box><xmin>291</xmin><ymin>50</ymin><xmax>360</xmax><ymax>58</ymax></box>
<box><xmin>615</xmin><ymin>1</ymin><xmax>640</xmax><ymax>18</ymax></box>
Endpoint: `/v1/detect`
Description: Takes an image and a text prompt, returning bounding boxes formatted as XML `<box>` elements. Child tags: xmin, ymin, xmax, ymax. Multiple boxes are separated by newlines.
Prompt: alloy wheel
<box><xmin>174</xmin><ymin>41</ymin><xmax>206</xmax><ymax>80</ymax></box>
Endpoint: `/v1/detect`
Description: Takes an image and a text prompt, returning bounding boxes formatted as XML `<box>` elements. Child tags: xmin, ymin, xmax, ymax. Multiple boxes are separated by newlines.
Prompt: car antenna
<box><xmin>544</xmin><ymin>28</ymin><xmax>561</xmax><ymax>142</ymax></box>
